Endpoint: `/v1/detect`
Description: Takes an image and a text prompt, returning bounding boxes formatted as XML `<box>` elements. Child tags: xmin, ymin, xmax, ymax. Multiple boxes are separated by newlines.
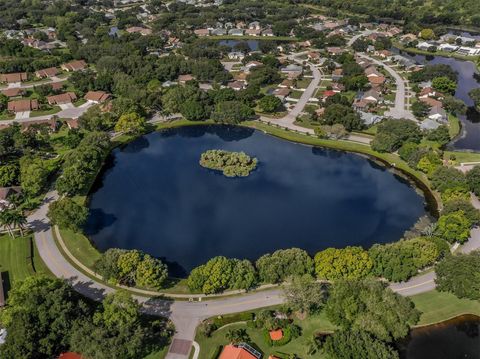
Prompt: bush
<box><xmin>431</xmin><ymin>166</ymin><xmax>467</xmax><ymax>192</ymax></box>
<box><xmin>256</xmin><ymin>248</ymin><xmax>314</xmax><ymax>284</ymax></box>
<box><xmin>314</xmin><ymin>247</ymin><xmax>373</xmax><ymax>280</ymax></box>
<box><xmin>435</xmin><ymin>211</ymin><xmax>472</xmax><ymax>244</ymax></box>
<box><xmin>435</xmin><ymin>251</ymin><xmax>480</xmax><ymax>300</ymax></box>
<box><xmin>263</xmin><ymin>325</ymin><xmax>297</xmax><ymax>347</ymax></box>
<box><xmin>212</xmin><ymin>312</ymin><xmax>254</xmax><ymax>328</ymax></box>
<box><xmin>369</xmin><ymin>237</ymin><xmax>441</xmax><ymax>282</ymax></box>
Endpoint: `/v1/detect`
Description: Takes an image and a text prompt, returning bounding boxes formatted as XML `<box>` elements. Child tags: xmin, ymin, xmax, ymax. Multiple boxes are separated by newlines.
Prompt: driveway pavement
<box><xmin>357</xmin><ymin>53</ymin><xmax>415</xmax><ymax>120</ymax></box>
<box><xmin>15</xmin><ymin>111</ymin><xmax>30</xmax><ymax>120</ymax></box>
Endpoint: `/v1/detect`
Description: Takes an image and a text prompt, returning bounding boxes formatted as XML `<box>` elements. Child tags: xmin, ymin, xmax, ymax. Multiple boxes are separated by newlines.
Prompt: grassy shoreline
<box><xmin>392</xmin><ymin>41</ymin><xmax>480</xmax><ymax>71</ymax></box>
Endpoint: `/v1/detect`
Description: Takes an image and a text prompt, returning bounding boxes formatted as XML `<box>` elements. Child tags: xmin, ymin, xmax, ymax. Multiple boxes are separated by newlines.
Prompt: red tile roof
<box><xmin>0</xmin><ymin>72</ymin><xmax>27</xmax><ymax>83</ymax></box>
<box><xmin>58</xmin><ymin>352</ymin><xmax>83</xmax><ymax>359</ymax></box>
<box><xmin>7</xmin><ymin>99</ymin><xmax>39</xmax><ymax>112</ymax></box>
<box><xmin>219</xmin><ymin>345</ymin><xmax>257</xmax><ymax>359</ymax></box>
<box><xmin>47</xmin><ymin>92</ymin><xmax>77</xmax><ymax>105</ymax></box>
<box><xmin>2</xmin><ymin>88</ymin><xmax>25</xmax><ymax>97</ymax></box>
<box><xmin>269</xmin><ymin>329</ymin><xmax>284</xmax><ymax>341</ymax></box>
<box><xmin>84</xmin><ymin>91</ymin><xmax>110</xmax><ymax>102</ymax></box>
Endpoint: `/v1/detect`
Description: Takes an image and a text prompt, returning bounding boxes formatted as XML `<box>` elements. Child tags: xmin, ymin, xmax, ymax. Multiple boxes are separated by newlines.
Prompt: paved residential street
<box><xmin>357</xmin><ymin>53</ymin><xmax>415</xmax><ymax>120</ymax></box>
<box><xmin>29</xmin><ymin>188</ymin><xmax>480</xmax><ymax>359</ymax></box>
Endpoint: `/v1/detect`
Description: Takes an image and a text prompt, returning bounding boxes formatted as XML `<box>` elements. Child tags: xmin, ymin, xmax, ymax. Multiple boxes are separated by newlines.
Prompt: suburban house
<box><xmin>248</xmin><ymin>21</ymin><xmax>261</xmax><ymax>30</ymax></box>
<box><xmin>322</xmin><ymin>90</ymin><xmax>336</xmax><ymax>102</ymax></box>
<box><xmin>365</xmin><ymin>66</ymin><xmax>382</xmax><ymax>78</ymax></box>
<box><xmin>368</xmin><ymin>75</ymin><xmax>386</xmax><ymax>86</ymax></box>
<box><xmin>245</xmin><ymin>29</ymin><xmax>261</xmax><ymax>36</ymax></box>
<box><xmin>219</xmin><ymin>344</ymin><xmax>261</xmax><ymax>359</ymax></box>
<box><xmin>420</xmin><ymin>96</ymin><xmax>443</xmax><ymax>108</ymax></box>
<box><xmin>244</xmin><ymin>61</ymin><xmax>262</xmax><ymax>72</ymax></box>
<box><xmin>428</xmin><ymin>106</ymin><xmax>447</xmax><ymax>122</ymax></box>
<box><xmin>61</xmin><ymin>60</ymin><xmax>87</xmax><ymax>72</ymax></box>
<box><xmin>332</xmin><ymin>68</ymin><xmax>343</xmax><ymax>81</ymax></box>
<box><xmin>7</xmin><ymin>99</ymin><xmax>39</xmax><ymax>112</ymax></box>
<box><xmin>228</xmin><ymin>29</ymin><xmax>244</xmax><ymax>36</ymax></box>
<box><xmin>125</xmin><ymin>27</ymin><xmax>152</xmax><ymax>36</ymax></box>
<box><xmin>47</xmin><ymin>92</ymin><xmax>77</xmax><ymax>105</ymax></box>
<box><xmin>84</xmin><ymin>91</ymin><xmax>111</xmax><ymax>103</ymax></box>
<box><xmin>0</xmin><ymin>72</ymin><xmax>28</xmax><ymax>83</ymax></box>
<box><xmin>0</xmin><ymin>186</ymin><xmax>22</xmax><ymax>211</ymax></box>
<box><xmin>281</xmin><ymin>64</ymin><xmax>303</xmax><ymax>78</ymax></box>
<box><xmin>178</xmin><ymin>74</ymin><xmax>195</xmax><ymax>84</ymax></box>
<box><xmin>363</xmin><ymin>89</ymin><xmax>381</xmax><ymax>102</ymax></box>
<box><xmin>227</xmin><ymin>80</ymin><xmax>246</xmax><ymax>91</ymax></box>
<box><xmin>58</xmin><ymin>352</ymin><xmax>84</xmax><ymax>359</ymax></box>
<box><xmin>194</xmin><ymin>29</ymin><xmax>210</xmax><ymax>37</ymax></box>
<box><xmin>273</xmin><ymin>87</ymin><xmax>290</xmax><ymax>101</ymax></box>
<box><xmin>279</xmin><ymin>79</ymin><xmax>295</xmax><ymax>88</ymax></box>
<box><xmin>228</xmin><ymin>51</ymin><xmax>245</xmax><ymax>60</ymax></box>
<box><xmin>35</xmin><ymin>67</ymin><xmax>58</xmax><ymax>78</ymax></box>
<box><xmin>261</xmin><ymin>29</ymin><xmax>274</xmax><ymax>37</ymax></box>
<box><xmin>326</xmin><ymin>47</ymin><xmax>345</xmax><ymax>56</ymax></box>
<box><xmin>211</xmin><ymin>28</ymin><xmax>227</xmax><ymax>36</ymax></box>
<box><xmin>2</xmin><ymin>88</ymin><xmax>25</xmax><ymax>98</ymax></box>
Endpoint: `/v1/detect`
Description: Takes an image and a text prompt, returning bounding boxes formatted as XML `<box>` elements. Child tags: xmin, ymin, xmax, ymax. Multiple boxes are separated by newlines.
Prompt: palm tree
<box><xmin>9</xmin><ymin>209</ymin><xmax>27</xmax><ymax>237</ymax></box>
<box><xmin>226</xmin><ymin>328</ymin><xmax>250</xmax><ymax>345</ymax></box>
<box><xmin>0</xmin><ymin>210</ymin><xmax>14</xmax><ymax>238</ymax></box>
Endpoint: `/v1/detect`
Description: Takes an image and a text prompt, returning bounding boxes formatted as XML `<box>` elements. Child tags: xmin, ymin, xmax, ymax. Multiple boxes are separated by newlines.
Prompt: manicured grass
<box><xmin>0</xmin><ymin>234</ymin><xmax>51</xmax><ymax>287</ymax></box>
<box><xmin>59</xmin><ymin>228</ymin><xmax>101</xmax><ymax>269</ymax></box>
<box><xmin>196</xmin><ymin>309</ymin><xmax>335</xmax><ymax>359</ymax></box>
<box><xmin>57</xmin><ymin>228</ymin><xmax>193</xmax><ymax>295</ymax></box>
<box><xmin>74</xmin><ymin>98</ymin><xmax>87</xmax><ymax>107</ymax></box>
<box><xmin>288</xmin><ymin>90</ymin><xmax>303</xmax><ymax>100</ymax></box>
<box><xmin>296</xmin><ymin>79</ymin><xmax>311</xmax><ymax>89</ymax></box>
<box><xmin>444</xmin><ymin>150</ymin><xmax>480</xmax><ymax>163</ymax></box>
<box><xmin>448</xmin><ymin>114</ymin><xmax>461</xmax><ymax>139</ymax></box>
<box><xmin>411</xmin><ymin>290</ymin><xmax>480</xmax><ymax>326</ymax></box>
<box><xmin>0</xmin><ymin>112</ymin><xmax>15</xmax><ymax>121</ymax></box>
<box><xmin>30</xmin><ymin>105</ymin><xmax>61</xmax><ymax>117</ymax></box>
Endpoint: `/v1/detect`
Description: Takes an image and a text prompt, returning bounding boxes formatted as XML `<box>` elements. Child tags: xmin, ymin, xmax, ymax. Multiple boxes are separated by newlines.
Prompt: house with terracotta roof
<box><xmin>35</xmin><ymin>67</ymin><xmax>58</xmax><ymax>78</ymax></box>
<box><xmin>368</xmin><ymin>76</ymin><xmax>386</xmax><ymax>86</ymax></box>
<box><xmin>178</xmin><ymin>74</ymin><xmax>195</xmax><ymax>84</ymax></box>
<box><xmin>47</xmin><ymin>92</ymin><xmax>77</xmax><ymax>105</ymax></box>
<box><xmin>219</xmin><ymin>343</ymin><xmax>261</xmax><ymax>359</ymax></box>
<box><xmin>269</xmin><ymin>329</ymin><xmax>284</xmax><ymax>341</ymax></box>
<box><xmin>2</xmin><ymin>88</ymin><xmax>25</xmax><ymax>98</ymax></box>
<box><xmin>228</xmin><ymin>80</ymin><xmax>247</xmax><ymax>91</ymax></box>
<box><xmin>84</xmin><ymin>91</ymin><xmax>110</xmax><ymax>103</ymax></box>
<box><xmin>194</xmin><ymin>29</ymin><xmax>210</xmax><ymax>37</ymax></box>
<box><xmin>126</xmin><ymin>27</ymin><xmax>152</xmax><ymax>36</ymax></box>
<box><xmin>58</xmin><ymin>352</ymin><xmax>83</xmax><ymax>359</ymax></box>
<box><xmin>7</xmin><ymin>99</ymin><xmax>39</xmax><ymax>112</ymax></box>
<box><xmin>245</xmin><ymin>29</ymin><xmax>261</xmax><ymax>36</ymax></box>
<box><xmin>61</xmin><ymin>60</ymin><xmax>87</xmax><ymax>72</ymax></box>
<box><xmin>0</xmin><ymin>72</ymin><xmax>28</xmax><ymax>83</ymax></box>
<box><xmin>420</xmin><ymin>96</ymin><xmax>443</xmax><ymax>108</ymax></box>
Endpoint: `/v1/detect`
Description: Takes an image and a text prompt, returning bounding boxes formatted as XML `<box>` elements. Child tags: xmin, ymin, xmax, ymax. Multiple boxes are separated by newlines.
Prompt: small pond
<box><xmin>219</xmin><ymin>39</ymin><xmax>260</xmax><ymax>51</ymax></box>
<box><xmin>85</xmin><ymin>125</ymin><xmax>427</xmax><ymax>276</ymax></box>
<box><xmin>392</xmin><ymin>48</ymin><xmax>480</xmax><ymax>150</ymax></box>
<box><xmin>400</xmin><ymin>314</ymin><xmax>480</xmax><ymax>358</ymax></box>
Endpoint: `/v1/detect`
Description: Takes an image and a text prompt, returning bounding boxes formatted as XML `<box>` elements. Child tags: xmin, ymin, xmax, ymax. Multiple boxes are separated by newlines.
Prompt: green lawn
<box><xmin>444</xmin><ymin>150</ymin><xmax>480</xmax><ymax>163</ymax></box>
<box><xmin>448</xmin><ymin>114</ymin><xmax>461</xmax><ymax>139</ymax></box>
<box><xmin>411</xmin><ymin>290</ymin><xmax>480</xmax><ymax>326</ymax></box>
<box><xmin>296</xmin><ymin>79</ymin><xmax>311</xmax><ymax>89</ymax></box>
<box><xmin>196</xmin><ymin>309</ymin><xmax>335</xmax><ymax>359</ymax></box>
<box><xmin>57</xmin><ymin>228</ymin><xmax>193</xmax><ymax>295</ymax></box>
<box><xmin>59</xmin><ymin>228</ymin><xmax>102</xmax><ymax>269</ymax></box>
<box><xmin>0</xmin><ymin>234</ymin><xmax>52</xmax><ymax>288</ymax></box>
<box><xmin>30</xmin><ymin>106</ymin><xmax>61</xmax><ymax>117</ymax></box>
<box><xmin>289</xmin><ymin>90</ymin><xmax>303</xmax><ymax>100</ymax></box>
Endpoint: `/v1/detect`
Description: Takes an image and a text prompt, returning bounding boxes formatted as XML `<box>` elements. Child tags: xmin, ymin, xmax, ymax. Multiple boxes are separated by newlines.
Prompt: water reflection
<box><xmin>86</xmin><ymin>125</ymin><xmax>426</xmax><ymax>275</ymax></box>
<box><xmin>400</xmin><ymin>315</ymin><xmax>480</xmax><ymax>359</ymax></box>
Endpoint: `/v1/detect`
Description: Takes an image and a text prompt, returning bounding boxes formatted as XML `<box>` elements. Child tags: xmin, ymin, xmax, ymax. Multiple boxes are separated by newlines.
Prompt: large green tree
<box><xmin>0</xmin><ymin>276</ymin><xmax>89</xmax><ymax>359</ymax></box>
<box><xmin>325</xmin><ymin>279</ymin><xmax>420</xmax><ymax>342</ymax></box>
<box><xmin>47</xmin><ymin>197</ymin><xmax>89</xmax><ymax>232</ymax></box>
<box><xmin>435</xmin><ymin>251</ymin><xmax>480</xmax><ymax>300</ymax></box>
<box><xmin>314</xmin><ymin>246</ymin><xmax>373</xmax><ymax>280</ymax></box>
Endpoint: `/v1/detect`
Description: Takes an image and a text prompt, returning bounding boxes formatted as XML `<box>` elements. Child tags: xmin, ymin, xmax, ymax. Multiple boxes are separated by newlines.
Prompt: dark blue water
<box><xmin>219</xmin><ymin>40</ymin><xmax>259</xmax><ymax>51</ymax></box>
<box><xmin>401</xmin><ymin>315</ymin><xmax>480</xmax><ymax>359</ymax></box>
<box><xmin>394</xmin><ymin>49</ymin><xmax>480</xmax><ymax>150</ymax></box>
<box><xmin>86</xmin><ymin>126</ymin><xmax>426</xmax><ymax>276</ymax></box>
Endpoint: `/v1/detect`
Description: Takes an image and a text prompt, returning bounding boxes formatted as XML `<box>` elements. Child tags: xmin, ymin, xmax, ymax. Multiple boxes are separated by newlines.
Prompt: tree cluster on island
<box><xmin>200</xmin><ymin>149</ymin><xmax>258</xmax><ymax>177</ymax></box>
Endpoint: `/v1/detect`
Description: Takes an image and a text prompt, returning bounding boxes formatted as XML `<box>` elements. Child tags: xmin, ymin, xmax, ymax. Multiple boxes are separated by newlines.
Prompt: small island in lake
<box><xmin>200</xmin><ymin>149</ymin><xmax>258</xmax><ymax>177</ymax></box>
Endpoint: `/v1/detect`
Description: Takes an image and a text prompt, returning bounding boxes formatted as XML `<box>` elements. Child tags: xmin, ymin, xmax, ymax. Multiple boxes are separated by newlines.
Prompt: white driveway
<box><xmin>59</xmin><ymin>103</ymin><xmax>74</xmax><ymax>110</ymax></box>
<box><xmin>15</xmin><ymin>111</ymin><xmax>30</xmax><ymax>120</ymax></box>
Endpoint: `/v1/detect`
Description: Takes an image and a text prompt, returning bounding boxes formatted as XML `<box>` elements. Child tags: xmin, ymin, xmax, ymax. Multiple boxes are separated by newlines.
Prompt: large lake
<box><xmin>86</xmin><ymin>125</ymin><xmax>426</xmax><ymax>276</ymax></box>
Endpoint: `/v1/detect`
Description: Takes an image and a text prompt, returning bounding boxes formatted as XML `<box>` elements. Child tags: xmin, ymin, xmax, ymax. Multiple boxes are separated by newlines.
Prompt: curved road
<box><xmin>30</xmin><ymin>189</ymin><xmax>480</xmax><ymax>358</ymax></box>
